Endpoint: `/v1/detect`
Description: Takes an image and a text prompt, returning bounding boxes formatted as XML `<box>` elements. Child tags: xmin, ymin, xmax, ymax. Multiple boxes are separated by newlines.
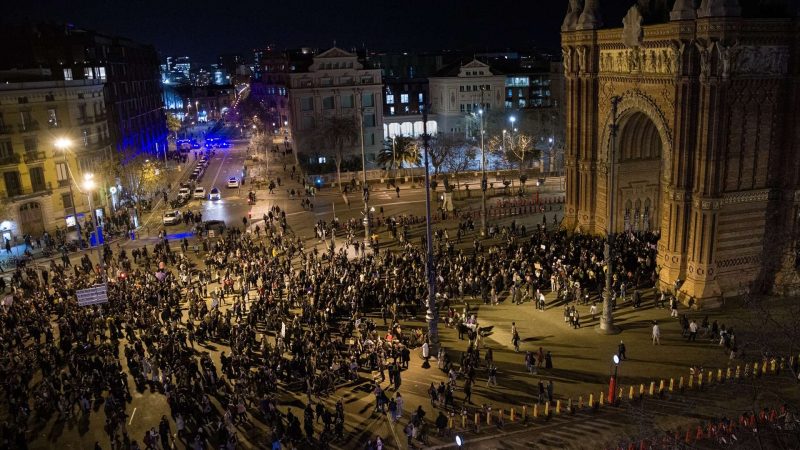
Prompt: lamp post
<box><xmin>55</xmin><ymin>138</ymin><xmax>83</xmax><ymax>250</ymax></box>
<box><xmin>421</xmin><ymin>105</ymin><xmax>438</xmax><ymax>352</ymax></box>
<box><xmin>357</xmin><ymin>89</ymin><xmax>371</xmax><ymax>257</ymax></box>
<box><xmin>83</xmin><ymin>173</ymin><xmax>106</xmax><ymax>283</ymax></box>
<box><xmin>479</xmin><ymin>107</ymin><xmax>487</xmax><ymax>237</ymax></box>
<box><xmin>609</xmin><ymin>354</ymin><xmax>620</xmax><ymax>403</ymax></box>
<box><xmin>597</xmin><ymin>96</ymin><xmax>622</xmax><ymax>335</ymax></box>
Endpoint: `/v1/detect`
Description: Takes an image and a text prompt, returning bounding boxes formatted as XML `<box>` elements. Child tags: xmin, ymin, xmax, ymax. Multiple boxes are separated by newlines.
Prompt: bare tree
<box><xmin>308</xmin><ymin>114</ymin><xmax>360</xmax><ymax>192</ymax></box>
<box><xmin>442</xmin><ymin>144</ymin><xmax>476</xmax><ymax>192</ymax></box>
<box><xmin>426</xmin><ymin>133</ymin><xmax>462</xmax><ymax>175</ymax></box>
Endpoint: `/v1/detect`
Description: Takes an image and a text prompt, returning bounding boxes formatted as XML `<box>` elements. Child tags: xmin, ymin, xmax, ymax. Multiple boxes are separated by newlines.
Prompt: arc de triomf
<box><xmin>560</xmin><ymin>0</ymin><xmax>800</xmax><ymax>306</ymax></box>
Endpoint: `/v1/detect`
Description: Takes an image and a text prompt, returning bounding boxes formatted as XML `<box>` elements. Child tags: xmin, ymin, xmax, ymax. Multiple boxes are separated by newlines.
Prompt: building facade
<box><xmin>428</xmin><ymin>59</ymin><xmax>506</xmax><ymax>135</ymax></box>
<box><xmin>287</xmin><ymin>47</ymin><xmax>385</xmax><ymax>167</ymax></box>
<box><xmin>0</xmin><ymin>23</ymin><xmax>168</xmax><ymax>159</ymax></box>
<box><xmin>561</xmin><ymin>0</ymin><xmax>800</xmax><ymax>305</ymax></box>
<box><xmin>0</xmin><ymin>79</ymin><xmax>112</xmax><ymax>240</ymax></box>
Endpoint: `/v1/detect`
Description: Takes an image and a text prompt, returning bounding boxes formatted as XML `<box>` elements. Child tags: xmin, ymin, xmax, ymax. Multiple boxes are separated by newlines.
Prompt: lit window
<box><xmin>508</xmin><ymin>89</ymin><xmax>513</xmax><ymax>98</ymax></box>
<box><xmin>318</xmin><ymin>157</ymin><xmax>327</xmax><ymax>163</ymax></box>
<box><xmin>400</xmin><ymin>94</ymin><xmax>409</xmax><ymax>104</ymax></box>
<box><xmin>418</xmin><ymin>93</ymin><xmax>423</xmax><ymax>102</ymax></box>
<box><xmin>84</xmin><ymin>68</ymin><xmax>94</xmax><ymax>79</ymax></box>
<box><xmin>386</xmin><ymin>95</ymin><xmax>394</xmax><ymax>104</ymax></box>
<box><xmin>519</xmin><ymin>99</ymin><xmax>527</xmax><ymax>108</ymax></box>
<box><xmin>390</xmin><ymin>107</ymin><xmax>395</xmax><ymax>115</ymax></box>
<box><xmin>97</xmin><ymin>67</ymin><xmax>106</xmax><ymax>81</ymax></box>
<box><xmin>404</xmin><ymin>106</ymin><xmax>409</xmax><ymax>113</ymax></box>
<box><xmin>63</xmin><ymin>68</ymin><xmax>73</xmax><ymax>81</ymax></box>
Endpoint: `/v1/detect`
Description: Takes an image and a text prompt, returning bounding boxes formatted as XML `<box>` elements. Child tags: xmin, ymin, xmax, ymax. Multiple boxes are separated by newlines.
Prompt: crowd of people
<box><xmin>0</xmin><ymin>157</ymin><xmax>668</xmax><ymax>450</ymax></box>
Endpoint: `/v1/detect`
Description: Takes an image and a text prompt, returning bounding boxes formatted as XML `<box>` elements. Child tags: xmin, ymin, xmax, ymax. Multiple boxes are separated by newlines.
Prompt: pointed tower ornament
<box><xmin>670</xmin><ymin>0</ymin><xmax>697</xmax><ymax>20</ymax></box>
<box><xmin>622</xmin><ymin>6</ymin><xmax>644</xmax><ymax>48</ymax></box>
<box><xmin>576</xmin><ymin>0</ymin><xmax>603</xmax><ymax>29</ymax></box>
<box><xmin>697</xmin><ymin>0</ymin><xmax>741</xmax><ymax>18</ymax></box>
<box><xmin>562</xmin><ymin>0</ymin><xmax>584</xmax><ymax>31</ymax></box>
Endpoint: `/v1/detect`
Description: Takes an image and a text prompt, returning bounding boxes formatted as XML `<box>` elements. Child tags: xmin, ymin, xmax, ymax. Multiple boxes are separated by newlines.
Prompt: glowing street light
<box><xmin>83</xmin><ymin>172</ymin><xmax>106</xmax><ymax>283</ymax></box>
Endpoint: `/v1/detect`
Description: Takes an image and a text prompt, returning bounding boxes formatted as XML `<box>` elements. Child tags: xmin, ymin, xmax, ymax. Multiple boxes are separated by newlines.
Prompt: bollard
<box><xmin>579</xmin><ymin>396</ymin><xmax>584</xmax><ymax>410</ymax></box>
<box><xmin>736</xmin><ymin>365</ymin><xmax>741</xmax><ymax>379</ymax></box>
<box><xmin>499</xmin><ymin>409</ymin><xmax>504</xmax><ymax>422</ymax></box>
<box><xmin>688</xmin><ymin>375</ymin><xmax>694</xmax><ymax>388</ymax></box>
<box><xmin>707</xmin><ymin>370</ymin><xmax>713</xmax><ymax>384</ymax></box>
<box><xmin>533</xmin><ymin>404</ymin><xmax>539</xmax><ymax>418</ymax></box>
<box><xmin>545</xmin><ymin>402</ymin><xmax>551</xmax><ymax>416</ymax></box>
<box><xmin>753</xmin><ymin>362</ymin><xmax>759</xmax><ymax>377</ymax></box>
<box><xmin>599</xmin><ymin>392</ymin><xmax>605</xmax><ymax>405</ymax></box>
<box><xmin>629</xmin><ymin>386</ymin><xmax>635</xmax><ymax>400</ymax></box>
<box><xmin>510</xmin><ymin>408</ymin><xmax>515</xmax><ymax>422</ymax></box>
<box><xmin>556</xmin><ymin>400</ymin><xmax>562</xmax><ymax>414</ymax></box>
<box><xmin>669</xmin><ymin>379</ymin><xmax>674</xmax><ymax>391</ymax></box>
<box><xmin>475</xmin><ymin>413</ymin><xmax>480</xmax><ymax>432</ymax></box>
<box><xmin>589</xmin><ymin>394</ymin><xmax>594</xmax><ymax>408</ymax></box>
<box><xmin>771</xmin><ymin>358</ymin><xmax>777</xmax><ymax>372</ymax></box>
<box><xmin>523</xmin><ymin>405</ymin><xmax>527</xmax><ymax>420</ymax></box>
<box><xmin>568</xmin><ymin>398</ymin><xmax>573</xmax><ymax>414</ymax></box>
<box><xmin>462</xmin><ymin>414</ymin><xmax>466</xmax><ymax>428</ymax></box>
<box><xmin>698</xmin><ymin>375</ymin><xmax>703</xmax><ymax>389</ymax></box>
<box><xmin>717</xmin><ymin>369</ymin><xmax>723</xmax><ymax>382</ymax></box>
<box><xmin>639</xmin><ymin>384</ymin><xmax>645</xmax><ymax>396</ymax></box>
<box><xmin>679</xmin><ymin>376</ymin><xmax>684</xmax><ymax>389</ymax></box>
<box><xmin>726</xmin><ymin>367</ymin><xmax>732</xmax><ymax>379</ymax></box>
<box><xmin>649</xmin><ymin>381</ymin><xmax>655</xmax><ymax>395</ymax></box>
<box><xmin>487</xmin><ymin>409</ymin><xmax>492</xmax><ymax>425</ymax></box>
<box><xmin>659</xmin><ymin>380</ymin><xmax>665</xmax><ymax>392</ymax></box>
<box><xmin>449</xmin><ymin>416</ymin><xmax>454</xmax><ymax>429</ymax></box>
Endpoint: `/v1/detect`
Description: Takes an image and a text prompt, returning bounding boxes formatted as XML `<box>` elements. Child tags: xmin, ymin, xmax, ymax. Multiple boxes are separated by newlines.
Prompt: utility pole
<box><xmin>422</xmin><ymin>106</ymin><xmax>438</xmax><ymax>350</ymax></box>
<box><xmin>57</xmin><ymin>143</ymin><xmax>83</xmax><ymax>250</ymax></box>
<box><xmin>598</xmin><ymin>96</ymin><xmax>622</xmax><ymax>335</ymax></box>
<box><xmin>479</xmin><ymin>87</ymin><xmax>487</xmax><ymax>236</ymax></box>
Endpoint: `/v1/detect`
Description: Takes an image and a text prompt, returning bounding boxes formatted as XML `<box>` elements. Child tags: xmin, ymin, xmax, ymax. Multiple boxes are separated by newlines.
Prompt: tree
<box><xmin>117</xmin><ymin>148</ymin><xmax>166</xmax><ymax>207</ymax></box>
<box><xmin>487</xmin><ymin>131</ymin><xmax>538</xmax><ymax>180</ymax></box>
<box><xmin>166</xmin><ymin>113</ymin><xmax>182</xmax><ymax>139</ymax></box>
<box><xmin>442</xmin><ymin>144</ymin><xmax>476</xmax><ymax>192</ymax></box>
<box><xmin>311</xmin><ymin>114</ymin><xmax>360</xmax><ymax>191</ymax></box>
<box><xmin>426</xmin><ymin>133</ymin><xmax>463</xmax><ymax>175</ymax></box>
<box><xmin>377</xmin><ymin>135</ymin><xmax>420</xmax><ymax>169</ymax></box>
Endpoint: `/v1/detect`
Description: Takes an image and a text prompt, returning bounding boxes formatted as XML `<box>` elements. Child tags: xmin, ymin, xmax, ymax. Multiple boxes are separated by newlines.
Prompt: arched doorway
<box><xmin>613</xmin><ymin>111</ymin><xmax>663</xmax><ymax>233</ymax></box>
<box><xmin>19</xmin><ymin>202</ymin><xmax>44</xmax><ymax>236</ymax></box>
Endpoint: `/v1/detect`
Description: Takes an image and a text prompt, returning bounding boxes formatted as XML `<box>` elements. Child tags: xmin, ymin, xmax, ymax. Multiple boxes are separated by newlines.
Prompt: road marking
<box><xmin>210</xmin><ymin>146</ymin><xmax>231</xmax><ymax>188</ymax></box>
<box><xmin>129</xmin><ymin>407</ymin><xmax>136</xmax><ymax>425</ymax></box>
<box><xmin>384</xmin><ymin>411</ymin><xmax>402</xmax><ymax>449</ymax></box>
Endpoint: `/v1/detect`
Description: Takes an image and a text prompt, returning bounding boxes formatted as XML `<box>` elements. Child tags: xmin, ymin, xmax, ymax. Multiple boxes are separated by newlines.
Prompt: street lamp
<box><xmin>478</xmin><ymin>108</ymin><xmax>488</xmax><ymax>237</ymax></box>
<box><xmin>54</xmin><ymin>138</ymin><xmax>83</xmax><ymax>250</ymax></box>
<box><xmin>609</xmin><ymin>354</ymin><xmax>621</xmax><ymax>403</ymax></box>
<box><xmin>83</xmin><ymin>173</ymin><xmax>106</xmax><ymax>283</ymax></box>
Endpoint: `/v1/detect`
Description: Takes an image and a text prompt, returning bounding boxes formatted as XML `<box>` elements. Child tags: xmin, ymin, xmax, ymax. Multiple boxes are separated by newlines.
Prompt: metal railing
<box><xmin>0</xmin><ymin>182</ymin><xmax>53</xmax><ymax>199</ymax></box>
<box><xmin>24</xmin><ymin>151</ymin><xmax>46</xmax><ymax>163</ymax></box>
<box><xmin>0</xmin><ymin>154</ymin><xmax>21</xmax><ymax>165</ymax></box>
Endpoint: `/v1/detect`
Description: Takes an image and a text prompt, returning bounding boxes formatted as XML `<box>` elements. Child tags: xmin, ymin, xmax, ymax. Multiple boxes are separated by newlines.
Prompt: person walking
<box><xmin>618</xmin><ymin>340</ymin><xmax>627</xmax><ymax>360</ymax></box>
<box><xmin>544</xmin><ymin>351</ymin><xmax>553</xmax><ymax>373</ymax></box>
<box><xmin>688</xmin><ymin>320</ymin><xmax>698</xmax><ymax>341</ymax></box>
<box><xmin>652</xmin><ymin>321</ymin><xmax>661</xmax><ymax>345</ymax></box>
<box><xmin>396</xmin><ymin>393</ymin><xmax>404</xmax><ymax>418</ymax></box>
<box><xmin>388</xmin><ymin>397</ymin><xmax>398</xmax><ymax>422</ymax></box>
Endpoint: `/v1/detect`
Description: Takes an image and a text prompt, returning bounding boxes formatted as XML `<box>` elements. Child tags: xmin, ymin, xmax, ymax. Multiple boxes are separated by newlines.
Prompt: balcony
<box><xmin>78</xmin><ymin>116</ymin><xmax>95</xmax><ymax>125</ymax></box>
<box><xmin>0</xmin><ymin>125</ymin><xmax>12</xmax><ymax>135</ymax></box>
<box><xmin>95</xmin><ymin>112</ymin><xmax>107</xmax><ymax>121</ymax></box>
<box><xmin>1</xmin><ymin>182</ymin><xmax>53</xmax><ymax>200</ymax></box>
<box><xmin>0</xmin><ymin>154</ymin><xmax>21</xmax><ymax>166</ymax></box>
<box><xmin>18</xmin><ymin>121</ymin><xmax>40</xmax><ymax>133</ymax></box>
<box><xmin>24</xmin><ymin>151</ymin><xmax>46</xmax><ymax>163</ymax></box>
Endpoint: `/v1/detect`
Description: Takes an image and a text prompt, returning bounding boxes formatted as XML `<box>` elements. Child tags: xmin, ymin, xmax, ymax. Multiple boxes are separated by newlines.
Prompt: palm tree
<box><xmin>314</xmin><ymin>115</ymin><xmax>360</xmax><ymax>191</ymax></box>
<box><xmin>377</xmin><ymin>135</ymin><xmax>421</xmax><ymax>169</ymax></box>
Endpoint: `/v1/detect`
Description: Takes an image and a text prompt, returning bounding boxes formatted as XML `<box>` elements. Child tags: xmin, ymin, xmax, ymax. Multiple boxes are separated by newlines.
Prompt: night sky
<box><xmin>4</xmin><ymin>0</ymin><xmax>567</xmax><ymax>63</ymax></box>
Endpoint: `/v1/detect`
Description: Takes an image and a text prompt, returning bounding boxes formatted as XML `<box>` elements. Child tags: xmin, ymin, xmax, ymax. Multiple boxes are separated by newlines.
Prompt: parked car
<box><xmin>177</xmin><ymin>187</ymin><xmax>191</xmax><ymax>200</ymax></box>
<box><xmin>209</xmin><ymin>187</ymin><xmax>221</xmax><ymax>200</ymax></box>
<box><xmin>227</xmin><ymin>177</ymin><xmax>239</xmax><ymax>188</ymax></box>
<box><xmin>162</xmin><ymin>211</ymin><xmax>181</xmax><ymax>225</ymax></box>
<box><xmin>193</xmin><ymin>187</ymin><xmax>206</xmax><ymax>199</ymax></box>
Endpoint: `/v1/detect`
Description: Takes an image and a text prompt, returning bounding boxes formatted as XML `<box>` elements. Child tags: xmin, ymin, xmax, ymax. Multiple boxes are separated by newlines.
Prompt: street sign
<box><xmin>76</xmin><ymin>285</ymin><xmax>108</xmax><ymax>306</ymax></box>
<box><xmin>109</xmin><ymin>187</ymin><xmax>117</xmax><ymax>194</ymax></box>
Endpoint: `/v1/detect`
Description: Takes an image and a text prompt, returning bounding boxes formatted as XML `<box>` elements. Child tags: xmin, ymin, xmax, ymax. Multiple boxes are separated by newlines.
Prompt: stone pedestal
<box><xmin>442</xmin><ymin>192</ymin><xmax>454</xmax><ymax>212</ymax></box>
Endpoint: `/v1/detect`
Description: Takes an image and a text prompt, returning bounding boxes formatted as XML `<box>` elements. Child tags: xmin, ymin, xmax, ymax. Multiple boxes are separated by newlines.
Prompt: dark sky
<box><xmin>4</xmin><ymin>0</ymin><xmax>567</xmax><ymax>63</ymax></box>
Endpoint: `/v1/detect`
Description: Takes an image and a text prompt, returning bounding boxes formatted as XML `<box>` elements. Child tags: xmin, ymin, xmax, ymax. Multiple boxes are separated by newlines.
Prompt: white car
<box><xmin>193</xmin><ymin>187</ymin><xmax>206</xmax><ymax>199</ymax></box>
<box><xmin>178</xmin><ymin>187</ymin><xmax>191</xmax><ymax>199</ymax></box>
<box><xmin>227</xmin><ymin>177</ymin><xmax>239</xmax><ymax>188</ymax></box>
<box><xmin>209</xmin><ymin>187</ymin><xmax>221</xmax><ymax>200</ymax></box>
<box><xmin>162</xmin><ymin>211</ymin><xmax>181</xmax><ymax>225</ymax></box>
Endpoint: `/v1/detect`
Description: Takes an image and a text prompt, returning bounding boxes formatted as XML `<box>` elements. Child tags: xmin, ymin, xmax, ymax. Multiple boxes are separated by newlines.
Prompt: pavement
<box><xmin>9</xmin><ymin>132</ymin><xmax>800</xmax><ymax>450</ymax></box>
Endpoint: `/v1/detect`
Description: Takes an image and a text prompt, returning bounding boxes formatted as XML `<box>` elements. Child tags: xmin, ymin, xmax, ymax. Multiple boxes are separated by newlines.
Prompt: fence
<box><xmin>431</xmin><ymin>196</ymin><xmax>565</xmax><ymax>221</ymax></box>
<box><xmin>438</xmin><ymin>353</ymin><xmax>799</xmax><ymax>448</ymax></box>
